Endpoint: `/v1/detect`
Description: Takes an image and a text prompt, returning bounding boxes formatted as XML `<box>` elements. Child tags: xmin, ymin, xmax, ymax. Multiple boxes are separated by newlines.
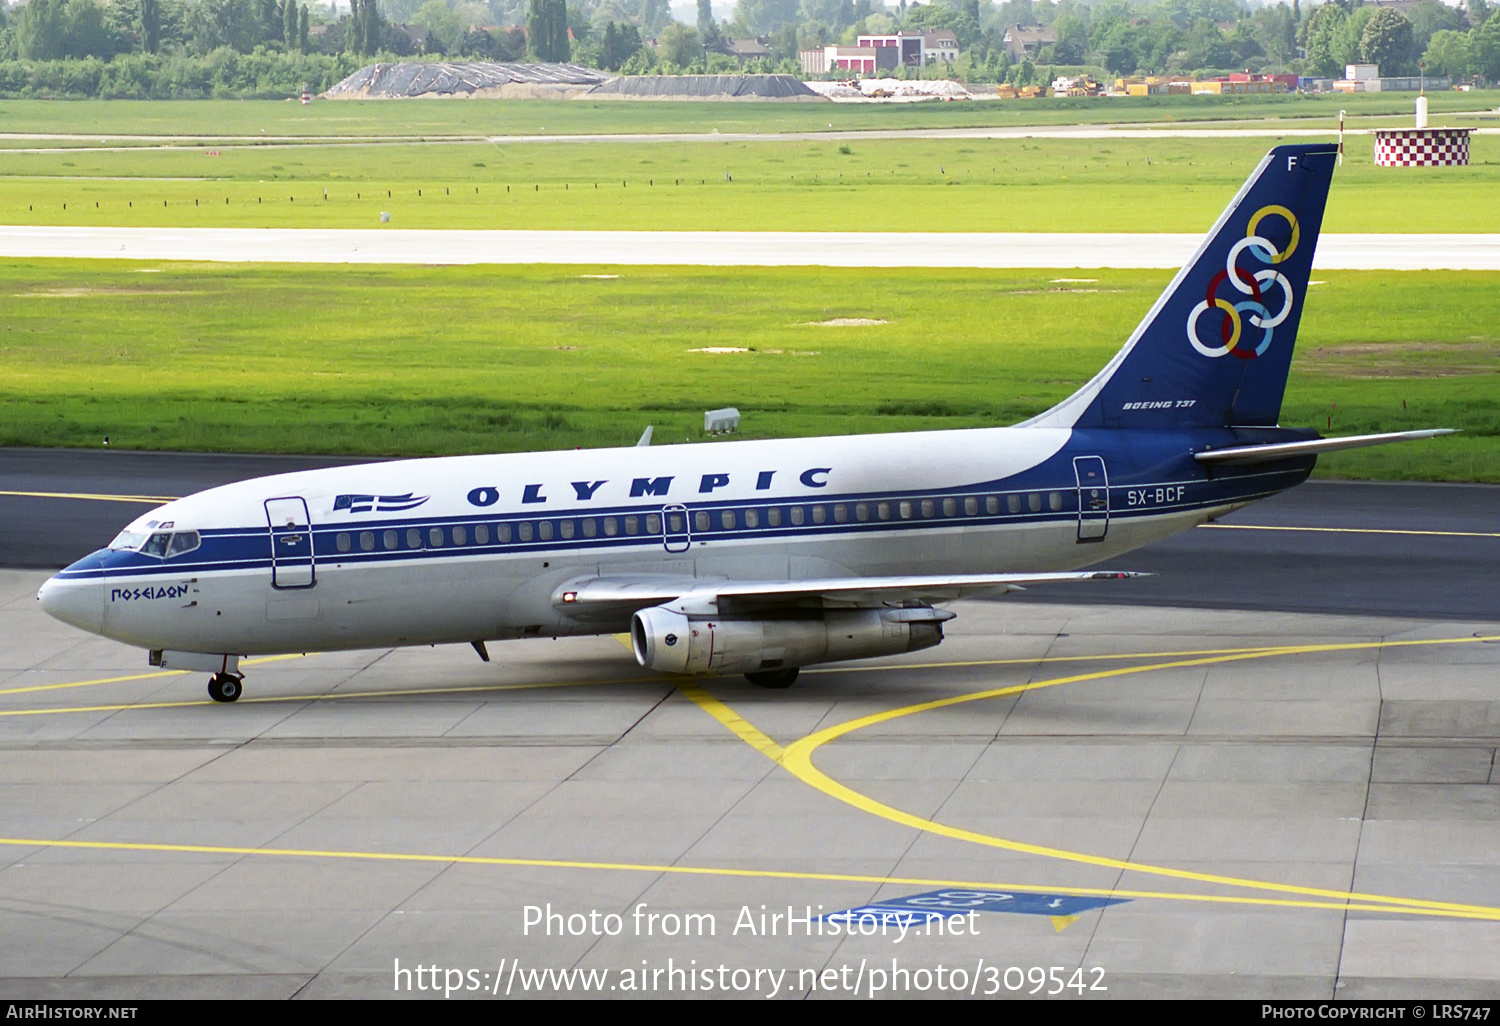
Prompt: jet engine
<box><xmin>630</xmin><ymin>605</ymin><xmax>950</xmax><ymax>677</ymax></box>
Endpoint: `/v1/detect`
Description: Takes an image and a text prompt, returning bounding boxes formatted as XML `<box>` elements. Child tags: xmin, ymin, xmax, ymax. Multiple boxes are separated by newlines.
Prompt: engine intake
<box><xmin>630</xmin><ymin>605</ymin><xmax>948</xmax><ymax>677</ymax></box>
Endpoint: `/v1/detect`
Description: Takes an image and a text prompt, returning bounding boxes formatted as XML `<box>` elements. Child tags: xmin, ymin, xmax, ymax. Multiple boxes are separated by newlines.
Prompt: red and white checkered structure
<box><xmin>1374</xmin><ymin>128</ymin><xmax>1471</xmax><ymax>167</ymax></box>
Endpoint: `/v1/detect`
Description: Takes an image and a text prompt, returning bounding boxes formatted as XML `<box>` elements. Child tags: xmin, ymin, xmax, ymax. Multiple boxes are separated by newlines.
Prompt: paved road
<box><xmin>3</xmin><ymin>447</ymin><xmax>1494</xmax><ymax>621</ymax></box>
<box><xmin>3</xmin><ymin>226</ymin><xmax>1498</xmax><ymax>269</ymax></box>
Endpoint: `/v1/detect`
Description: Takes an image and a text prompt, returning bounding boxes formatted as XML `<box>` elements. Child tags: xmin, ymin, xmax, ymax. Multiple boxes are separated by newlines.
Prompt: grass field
<box><xmin>0</xmin><ymin>92</ymin><xmax>1490</xmax><ymax>139</ymax></box>
<box><xmin>1</xmin><ymin>261</ymin><xmax>1493</xmax><ymax>481</ymax></box>
<box><xmin>3</xmin><ymin>133</ymin><xmax>1498</xmax><ymax>232</ymax></box>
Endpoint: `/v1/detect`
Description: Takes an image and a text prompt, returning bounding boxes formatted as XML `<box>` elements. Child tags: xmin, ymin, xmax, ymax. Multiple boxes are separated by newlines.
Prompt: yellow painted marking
<box><xmin>611</xmin><ymin>633</ymin><xmax>634</xmax><ymax>652</ymax></box>
<box><xmin>0</xmin><ymin>836</ymin><xmax>1486</xmax><ymax>919</ymax></box>
<box><xmin>687</xmin><ymin>634</ymin><xmax>1500</xmax><ymax>921</ymax></box>
<box><xmin>0</xmin><ymin>490</ymin><xmax>177</xmax><ymax>504</ymax></box>
<box><xmin>1050</xmin><ymin>915</ymin><xmax>1080</xmax><ymax>932</ymax></box>
<box><xmin>1200</xmin><ymin>523</ymin><xmax>1500</xmax><ymax>540</ymax></box>
<box><xmin>0</xmin><ymin>654</ymin><xmax>301</xmax><ymax>697</ymax></box>
<box><xmin>806</xmin><ymin>641</ymin><xmax>1322</xmax><ymax>676</ymax></box>
<box><xmin>0</xmin><ymin>673</ymin><xmax>659</xmax><ymax>717</ymax></box>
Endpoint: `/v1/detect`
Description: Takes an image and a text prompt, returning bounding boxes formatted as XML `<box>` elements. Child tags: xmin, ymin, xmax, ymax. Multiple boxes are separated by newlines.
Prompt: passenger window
<box><xmin>539</xmin><ymin>522</ymin><xmax>553</xmax><ymax>541</ymax></box>
<box><xmin>142</xmin><ymin>532</ymin><xmax>171</xmax><ymax>558</ymax></box>
<box><xmin>603</xmin><ymin>518</ymin><xmax>618</xmax><ymax>536</ymax></box>
<box><xmin>384</xmin><ymin>530</ymin><xmax>398</xmax><ymax>549</ymax></box>
<box><xmin>360</xmin><ymin>531</ymin><xmax>375</xmax><ymax>551</ymax></box>
<box><xmin>518</xmin><ymin>522</ymin><xmax>533</xmax><ymax>542</ymax></box>
<box><xmin>583</xmin><ymin>519</ymin><xmax>597</xmax><ymax>538</ymax></box>
<box><xmin>965</xmin><ymin>497</ymin><xmax>979</xmax><ymax>516</ymax></box>
<box><xmin>986</xmin><ymin>496</ymin><xmax>999</xmax><ymax>515</ymax></box>
<box><xmin>1049</xmin><ymin>491</ymin><xmax>1064</xmax><ymax>511</ymax></box>
<box><xmin>767</xmin><ymin>508</ymin><xmax>782</xmax><ymax>527</ymax></box>
<box><xmin>559</xmin><ymin>520</ymin><xmax>574</xmax><ymax>540</ymax></box>
<box><xmin>645</xmin><ymin>514</ymin><xmax>660</xmax><ymax>534</ymax></box>
<box><xmin>812</xmin><ymin>506</ymin><xmax>826</xmax><ymax>524</ymax></box>
<box><xmin>429</xmin><ymin>527</ymin><xmax>444</xmax><ymax>547</ymax></box>
<box><xmin>336</xmin><ymin>532</ymin><xmax>351</xmax><ymax>553</ymax></box>
<box><xmin>407</xmin><ymin>528</ymin><xmax>422</xmax><ymax>548</ymax></box>
<box><xmin>877</xmin><ymin>502</ymin><xmax>890</xmax><ymax>520</ymax></box>
<box><xmin>626</xmin><ymin>516</ymin><xmax>640</xmax><ymax>535</ymax></box>
<box><xmin>694</xmin><ymin>511</ymin><xmax>709</xmax><ymax>532</ymax></box>
<box><xmin>942</xmin><ymin>498</ymin><xmax>957</xmax><ymax>517</ymax></box>
<box><xmin>667</xmin><ymin>512</ymin><xmax>683</xmax><ymax>533</ymax></box>
<box><xmin>474</xmin><ymin>525</ymin><xmax>489</xmax><ymax>545</ymax></box>
<box><xmin>920</xmin><ymin>499</ymin><xmax>935</xmax><ymax>518</ymax></box>
<box><xmin>497</xmin><ymin>523</ymin><xmax>511</xmax><ymax>543</ymax></box>
<box><xmin>1028</xmin><ymin>494</ymin><xmax>1042</xmax><ymax>512</ymax></box>
<box><xmin>166</xmin><ymin>531</ymin><xmax>200</xmax><ymax>557</ymax></box>
<box><xmin>833</xmin><ymin>504</ymin><xmax>848</xmax><ymax>523</ymax></box>
<box><xmin>744</xmin><ymin>509</ymin><xmax>759</xmax><ymax>528</ymax></box>
<box><xmin>453</xmin><ymin>525</ymin><xmax>467</xmax><ymax>546</ymax></box>
<box><xmin>899</xmin><ymin>501</ymin><xmax>912</xmax><ymax>519</ymax></box>
<box><xmin>789</xmin><ymin>507</ymin><xmax>804</xmax><ymax>526</ymax></box>
<box><xmin>721</xmin><ymin>510</ymin><xmax>735</xmax><ymax>530</ymax></box>
<box><xmin>1007</xmin><ymin>495</ymin><xmax>1021</xmax><ymax>514</ymax></box>
<box><xmin>855</xmin><ymin>503</ymin><xmax>869</xmax><ymax>521</ymax></box>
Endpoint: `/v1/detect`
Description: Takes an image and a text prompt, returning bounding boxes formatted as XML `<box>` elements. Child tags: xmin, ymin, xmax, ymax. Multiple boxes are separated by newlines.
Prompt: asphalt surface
<box><xmin>4</xmin><ymin>226</ymin><xmax>1498</xmax><ymax>269</ymax></box>
<box><xmin>4</xmin><ymin>447</ymin><xmax>1494</xmax><ymax>622</ymax></box>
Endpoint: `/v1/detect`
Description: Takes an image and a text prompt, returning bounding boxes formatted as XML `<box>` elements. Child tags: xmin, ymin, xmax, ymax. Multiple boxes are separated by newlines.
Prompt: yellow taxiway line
<box><xmin>0</xmin><ymin>490</ymin><xmax>177</xmax><ymax>504</ymax></box>
<box><xmin>685</xmin><ymin>633</ymin><xmax>1500</xmax><ymax>922</ymax></box>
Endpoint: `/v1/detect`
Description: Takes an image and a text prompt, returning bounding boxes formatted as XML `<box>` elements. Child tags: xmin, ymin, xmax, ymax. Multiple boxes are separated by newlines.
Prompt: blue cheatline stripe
<box><xmin>56</xmin><ymin>468</ymin><xmax>1307</xmax><ymax>583</ymax></box>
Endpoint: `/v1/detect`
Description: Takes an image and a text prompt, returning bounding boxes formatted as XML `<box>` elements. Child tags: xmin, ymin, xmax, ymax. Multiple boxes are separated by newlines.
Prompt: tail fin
<box><xmin>1023</xmin><ymin>143</ymin><xmax>1338</xmax><ymax>431</ymax></box>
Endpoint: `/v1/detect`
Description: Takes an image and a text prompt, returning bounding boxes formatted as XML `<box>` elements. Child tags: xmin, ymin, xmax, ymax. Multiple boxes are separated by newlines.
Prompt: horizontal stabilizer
<box><xmin>1194</xmin><ymin>429</ymin><xmax>1456</xmax><ymax>465</ymax></box>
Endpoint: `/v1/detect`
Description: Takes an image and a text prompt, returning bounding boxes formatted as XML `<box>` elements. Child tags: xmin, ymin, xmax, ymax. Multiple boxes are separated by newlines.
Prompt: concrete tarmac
<box><xmin>2</xmin><ymin>226</ymin><xmax>1498</xmax><ymax>270</ymax></box>
<box><xmin>1</xmin><ymin>572</ymin><xmax>1497</xmax><ymax>999</ymax></box>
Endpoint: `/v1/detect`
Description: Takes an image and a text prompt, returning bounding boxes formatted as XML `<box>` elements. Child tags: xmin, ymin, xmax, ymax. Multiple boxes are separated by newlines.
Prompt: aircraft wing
<box><xmin>554</xmin><ymin>571</ymin><xmax>1144</xmax><ymax>620</ymax></box>
<box><xmin>1194</xmin><ymin>429</ymin><xmax>1456</xmax><ymax>465</ymax></box>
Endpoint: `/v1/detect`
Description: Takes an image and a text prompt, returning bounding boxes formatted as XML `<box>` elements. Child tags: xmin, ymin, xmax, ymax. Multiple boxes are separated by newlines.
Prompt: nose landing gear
<box><xmin>208</xmin><ymin>673</ymin><xmax>244</xmax><ymax>703</ymax></box>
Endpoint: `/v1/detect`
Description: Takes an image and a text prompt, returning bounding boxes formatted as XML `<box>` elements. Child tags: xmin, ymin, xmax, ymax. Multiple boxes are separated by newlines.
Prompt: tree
<box><xmin>17</xmin><ymin>0</ymin><xmax>69</xmax><ymax>59</ymax></box>
<box><xmin>282</xmin><ymin>0</ymin><xmax>298</xmax><ymax>49</ymax></box>
<box><xmin>1360</xmin><ymin>8</ymin><xmax>1417</xmax><ymax>74</ymax></box>
<box><xmin>1422</xmin><ymin>27</ymin><xmax>1474</xmax><ymax>77</ymax></box>
<box><xmin>346</xmin><ymin>0</ymin><xmax>385</xmax><ymax>56</ymax></box>
<box><xmin>1301</xmin><ymin>1</ymin><xmax>1347</xmax><ymax>76</ymax></box>
<box><xmin>732</xmin><ymin>0</ymin><xmax>799</xmax><ymax>35</ymax></box>
<box><xmin>657</xmin><ymin>21</ymin><xmax>703</xmax><ymax>65</ymax></box>
<box><xmin>1477</xmin><ymin>13</ymin><xmax>1500</xmax><ymax>79</ymax></box>
<box><xmin>697</xmin><ymin>0</ymin><xmax>721</xmax><ymax>48</ymax></box>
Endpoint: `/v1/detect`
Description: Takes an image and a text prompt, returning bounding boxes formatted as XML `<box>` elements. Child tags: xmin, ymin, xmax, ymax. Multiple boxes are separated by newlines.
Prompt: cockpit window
<box><xmin>166</xmin><ymin>531</ymin><xmax>200</xmax><ymax>557</ymax></box>
<box><xmin>108</xmin><ymin>530</ymin><xmax>148</xmax><ymax>551</ymax></box>
<box><xmin>141</xmin><ymin>532</ymin><xmax>172</xmax><ymax>558</ymax></box>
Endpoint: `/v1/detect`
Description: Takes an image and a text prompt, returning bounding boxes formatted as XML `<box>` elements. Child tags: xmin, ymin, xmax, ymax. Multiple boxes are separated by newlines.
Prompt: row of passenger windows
<box><xmin>329</xmin><ymin>491</ymin><xmax>1068</xmax><ymax>554</ymax></box>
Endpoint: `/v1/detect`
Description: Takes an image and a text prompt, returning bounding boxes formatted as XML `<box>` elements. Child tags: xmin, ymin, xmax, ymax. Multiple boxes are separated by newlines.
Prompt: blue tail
<box><xmin>1024</xmin><ymin>143</ymin><xmax>1338</xmax><ymax>431</ymax></box>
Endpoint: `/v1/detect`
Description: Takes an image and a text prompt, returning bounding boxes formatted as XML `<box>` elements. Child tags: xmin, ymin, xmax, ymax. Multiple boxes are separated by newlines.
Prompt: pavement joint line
<box><xmin>0</xmin><ymin>835</ymin><xmax>1484</xmax><ymax>920</ymax></box>
<box><xmin>686</xmin><ymin>633</ymin><xmax>1500</xmax><ymax>921</ymax></box>
<box><xmin>0</xmin><ymin>641</ymin><xmax>1359</xmax><ymax>709</ymax></box>
<box><xmin>0</xmin><ymin>673</ymin><xmax>656</xmax><ymax>716</ymax></box>
<box><xmin>0</xmin><ymin>654</ymin><xmax>301</xmax><ymax>697</ymax></box>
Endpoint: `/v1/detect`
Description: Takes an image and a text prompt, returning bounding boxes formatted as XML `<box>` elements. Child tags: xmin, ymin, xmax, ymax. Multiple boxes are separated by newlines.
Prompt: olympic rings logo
<box><xmin>1186</xmin><ymin>204</ymin><xmax>1300</xmax><ymax>360</ymax></box>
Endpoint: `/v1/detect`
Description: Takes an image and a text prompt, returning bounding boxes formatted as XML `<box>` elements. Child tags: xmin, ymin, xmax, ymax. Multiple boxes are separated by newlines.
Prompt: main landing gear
<box><xmin>207</xmin><ymin>673</ymin><xmax>244</xmax><ymax>703</ymax></box>
<box><xmin>745</xmin><ymin>667</ymin><xmax>800</xmax><ymax>689</ymax></box>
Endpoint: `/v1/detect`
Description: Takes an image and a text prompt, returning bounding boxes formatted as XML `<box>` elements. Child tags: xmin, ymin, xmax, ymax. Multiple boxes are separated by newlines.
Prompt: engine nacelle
<box><xmin>630</xmin><ymin>605</ymin><xmax>948</xmax><ymax>677</ymax></box>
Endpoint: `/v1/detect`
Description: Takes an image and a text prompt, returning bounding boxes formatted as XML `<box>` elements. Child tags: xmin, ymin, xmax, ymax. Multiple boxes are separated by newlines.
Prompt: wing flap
<box><xmin>555</xmin><ymin>571</ymin><xmax>1145</xmax><ymax>619</ymax></box>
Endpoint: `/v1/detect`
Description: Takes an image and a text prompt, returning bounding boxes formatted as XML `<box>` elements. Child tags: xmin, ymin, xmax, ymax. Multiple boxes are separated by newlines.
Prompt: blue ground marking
<box><xmin>823</xmin><ymin>889</ymin><xmax>1129</xmax><ymax>926</ymax></box>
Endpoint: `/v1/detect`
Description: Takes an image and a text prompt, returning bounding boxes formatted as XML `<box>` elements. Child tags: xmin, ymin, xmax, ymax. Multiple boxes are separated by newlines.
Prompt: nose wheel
<box><xmin>208</xmin><ymin>673</ymin><xmax>244</xmax><ymax>703</ymax></box>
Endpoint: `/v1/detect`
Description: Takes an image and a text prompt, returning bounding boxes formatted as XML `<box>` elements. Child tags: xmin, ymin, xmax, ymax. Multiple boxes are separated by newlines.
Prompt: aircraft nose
<box><xmin>38</xmin><ymin>554</ymin><xmax>107</xmax><ymax>634</ymax></box>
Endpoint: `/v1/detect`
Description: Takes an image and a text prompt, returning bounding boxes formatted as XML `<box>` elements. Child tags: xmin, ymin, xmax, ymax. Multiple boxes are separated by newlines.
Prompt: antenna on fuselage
<box><xmin>636</xmin><ymin>425</ymin><xmax>653</xmax><ymax>447</ymax></box>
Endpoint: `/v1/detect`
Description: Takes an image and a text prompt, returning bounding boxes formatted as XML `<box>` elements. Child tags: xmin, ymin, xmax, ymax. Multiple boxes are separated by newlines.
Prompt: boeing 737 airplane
<box><xmin>38</xmin><ymin>143</ymin><xmax>1450</xmax><ymax>702</ymax></box>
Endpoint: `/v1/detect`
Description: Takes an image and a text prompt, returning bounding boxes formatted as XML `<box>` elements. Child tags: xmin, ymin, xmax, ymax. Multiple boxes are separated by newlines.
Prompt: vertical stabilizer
<box><xmin>1022</xmin><ymin>143</ymin><xmax>1338</xmax><ymax>431</ymax></box>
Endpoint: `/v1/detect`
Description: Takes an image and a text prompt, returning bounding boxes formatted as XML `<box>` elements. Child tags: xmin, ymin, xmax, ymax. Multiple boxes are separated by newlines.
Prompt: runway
<box><xmin>3</xmin><ymin>448</ymin><xmax>1498</xmax><ymax>999</ymax></box>
<box><xmin>2</xmin><ymin>225</ymin><xmax>1498</xmax><ymax>270</ymax></box>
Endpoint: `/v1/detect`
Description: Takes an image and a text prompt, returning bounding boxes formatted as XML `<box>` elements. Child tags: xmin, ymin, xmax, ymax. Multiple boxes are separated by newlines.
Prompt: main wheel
<box><xmin>745</xmin><ymin>667</ymin><xmax>799</xmax><ymax>689</ymax></box>
<box><xmin>207</xmin><ymin>674</ymin><xmax>242</xmax><ymax>703</ymax></box>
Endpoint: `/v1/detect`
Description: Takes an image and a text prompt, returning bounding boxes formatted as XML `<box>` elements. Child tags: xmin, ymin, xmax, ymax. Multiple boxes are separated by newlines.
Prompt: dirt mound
<box><xmin>586</xmin><ymin>74</ymin><xmax>822</xmax><ymax>100</ymax></box>
<box><xmin>324</xmin><ymin>62</ymin><xmax>611</xmax><ymax>99</ymax></box>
